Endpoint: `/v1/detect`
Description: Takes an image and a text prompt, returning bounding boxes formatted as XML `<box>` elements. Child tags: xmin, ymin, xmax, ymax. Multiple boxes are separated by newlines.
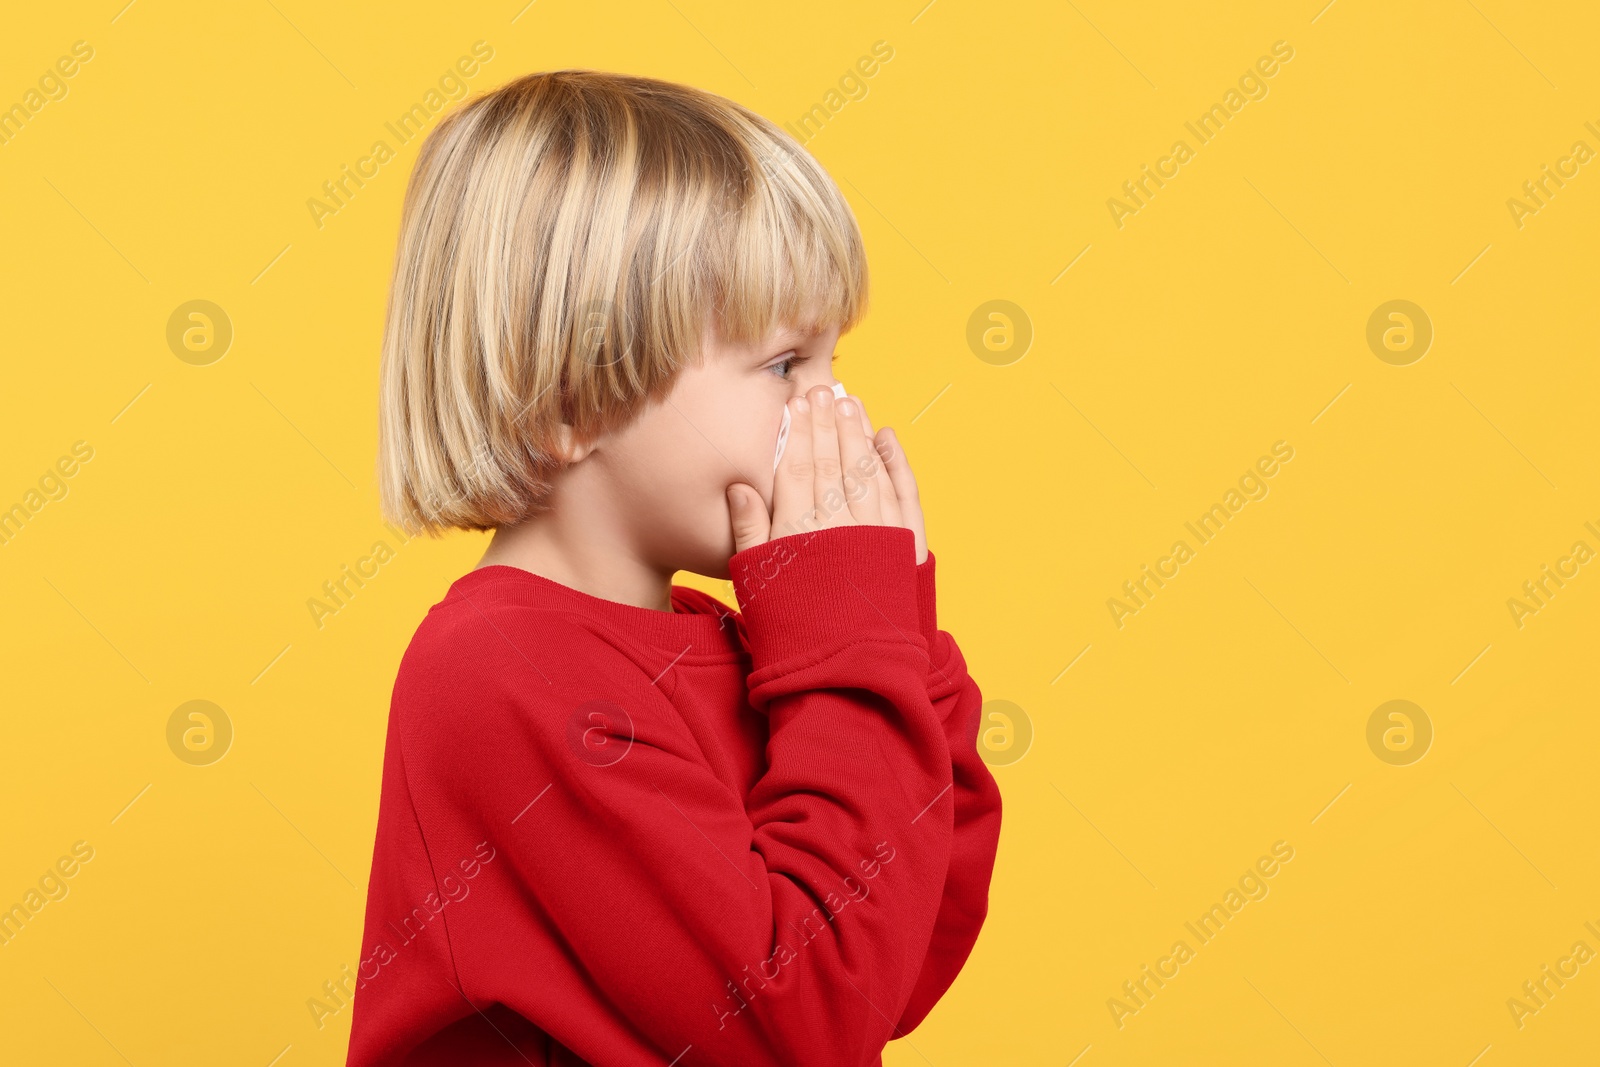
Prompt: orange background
<box><xmin>2</xmin><ymin>2</ymin><xmax>1598</xmax><ymax>1064</ymax></box>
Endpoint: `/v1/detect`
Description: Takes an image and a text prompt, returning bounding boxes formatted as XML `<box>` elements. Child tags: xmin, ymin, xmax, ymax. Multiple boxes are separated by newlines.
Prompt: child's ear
<box><xmin>555</xmin><ymin>422</ymin><xmax>599</xmax><ymax>463</ymax></box>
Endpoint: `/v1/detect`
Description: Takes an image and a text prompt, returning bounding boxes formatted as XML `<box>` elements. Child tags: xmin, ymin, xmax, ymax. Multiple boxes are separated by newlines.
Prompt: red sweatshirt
<box><xmin>344</xmin><ymin>523</ymin><xmax>1002</xmax><ymax>1067</ymax></box>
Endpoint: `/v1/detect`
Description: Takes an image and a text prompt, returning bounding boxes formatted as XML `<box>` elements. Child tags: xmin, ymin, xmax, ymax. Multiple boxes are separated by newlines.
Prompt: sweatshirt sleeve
<box><xmin>725</xmin><ymin>523</ymin><xmax>961</xmax><ymax>1061</ymax></box>
<box><xmin>395</xmin><ymin>523</ymin><xmax>958</xmax><ymax>1067</ymax></box>
<box><xmin>893</xmin><ymin>549</ymin><xmax>1005</xmax><ymax>1035</ymax></box>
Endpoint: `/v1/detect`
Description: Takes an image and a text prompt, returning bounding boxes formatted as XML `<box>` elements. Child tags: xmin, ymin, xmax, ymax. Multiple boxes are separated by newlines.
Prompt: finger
<box><xmin>771</xmin><ymin>394</ymin><xmax>817</xmax><ymax>538</ymax></box>
<box><xmin>876</xmin><ymin>427</ymin><xmax>928</xmax><ymax>562</ymax></box>
<box><xmin>726</xmin><ymin>483</ymin><xmax>770</xmax><ymax>554</ymax></box>
<box><xmin>808</xmin><ymin>385</ymin><xmax>851</xmax><ymax>528</ymax></box>
<box><xmin>853</xmin><ymin>398</ymin><xmax>902</xmax><ymax>530</ymax></box>
<box><xmin>834</xmin><ymin>394</ymin><xmax>882</xmax><ymax>525</ymax></box>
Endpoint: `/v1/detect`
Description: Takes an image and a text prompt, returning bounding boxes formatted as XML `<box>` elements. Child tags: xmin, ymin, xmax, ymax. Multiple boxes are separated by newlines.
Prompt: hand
<box><xmin>727</xmin><ymin>384</ymin><xmax>928</xmax><ymax>563</ymax></box>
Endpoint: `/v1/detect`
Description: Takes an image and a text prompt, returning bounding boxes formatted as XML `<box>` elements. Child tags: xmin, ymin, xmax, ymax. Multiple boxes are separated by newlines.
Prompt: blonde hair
<box><xmin>376</xmin><ymin>68</ymin><xmax>869</xmax><ymax>536</ymax></box>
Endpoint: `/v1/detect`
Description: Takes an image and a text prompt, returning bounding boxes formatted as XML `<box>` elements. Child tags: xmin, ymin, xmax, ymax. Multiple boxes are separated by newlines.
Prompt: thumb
<box><xmin>726</xmin><ymin>484</ymin><xmax>770</xmax><ymax>555</ymax></box>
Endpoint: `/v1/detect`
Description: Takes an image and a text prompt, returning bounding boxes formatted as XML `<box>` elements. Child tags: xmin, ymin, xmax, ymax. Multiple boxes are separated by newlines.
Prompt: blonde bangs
<box><xmin>377</xmin><ymin>69</ymin><xmax>868</xmax><ymax>536</ymax></box>
<box><xmin>699</xmin><ymin>126</ymin><xmax>869</xmax><ymax>349</ymax></box>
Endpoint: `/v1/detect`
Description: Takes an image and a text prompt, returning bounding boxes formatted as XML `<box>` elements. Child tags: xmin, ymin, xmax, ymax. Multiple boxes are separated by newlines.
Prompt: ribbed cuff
<box><xmin>914</xmin><ymin>549</ymin><xmax>938</xmax><ymax>649</ymax></box>
<box><xmin>730</xmin><ymin>524</ymin><xmax>923</xmax><ymax>668</ymax></box>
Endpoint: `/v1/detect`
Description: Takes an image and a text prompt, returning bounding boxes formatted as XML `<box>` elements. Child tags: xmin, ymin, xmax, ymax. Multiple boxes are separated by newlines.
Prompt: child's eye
<box><xmin>769</xmin><ymin>352</ymin><xmax>806</xmax><ymax>379</ymax></box>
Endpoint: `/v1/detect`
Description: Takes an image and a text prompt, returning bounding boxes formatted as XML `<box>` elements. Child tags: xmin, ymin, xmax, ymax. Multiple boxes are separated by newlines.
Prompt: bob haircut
<box><xmin>377</xmin><ymin>68</ymin><xmax>869</xmax><ymax>536</ymax></box>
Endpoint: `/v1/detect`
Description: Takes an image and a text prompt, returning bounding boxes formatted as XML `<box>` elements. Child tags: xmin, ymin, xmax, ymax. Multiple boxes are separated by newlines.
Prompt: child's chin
<box><xmin>702</xmin><ymin>538</ymin><xmax>738</xmax><ymax>580</ymax></box>
<box><xmin>675</xmin><ymin>535</ymin><xmax>736</xmax><ymax>582</ymax></box>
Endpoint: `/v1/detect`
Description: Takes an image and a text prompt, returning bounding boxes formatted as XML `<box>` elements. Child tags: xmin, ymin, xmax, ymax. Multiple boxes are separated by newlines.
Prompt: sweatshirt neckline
<box><xmin>445</xmin><ymin>564</ymin><xmax>741</xmax><ymax>656</ymax></box>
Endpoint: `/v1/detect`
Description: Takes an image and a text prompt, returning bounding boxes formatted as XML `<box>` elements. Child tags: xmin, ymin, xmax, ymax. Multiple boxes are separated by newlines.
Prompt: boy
<box><xmin>354</xmin><ymin>69</ymin><xmax>1001</xmax><ymax>1066</ymax></box>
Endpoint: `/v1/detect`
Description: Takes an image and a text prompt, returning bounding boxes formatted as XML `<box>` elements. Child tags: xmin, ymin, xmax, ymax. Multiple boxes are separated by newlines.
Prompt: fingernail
<box><xmin>795</xmin><ymin>396</ymin><xmax>809</xmax><ymax>413</ymax></box>
<box><xmin>837</xmin><ymin>398</ymin><xmax>855</xmax><ymax>416</ymax></box>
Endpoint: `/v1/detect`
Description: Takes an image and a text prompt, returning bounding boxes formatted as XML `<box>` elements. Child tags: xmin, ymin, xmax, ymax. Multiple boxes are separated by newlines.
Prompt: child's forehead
<box><xmin>770</xmin><ymin>320</ymin><xmax>834</xmax><ymax>344</ymax></box>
